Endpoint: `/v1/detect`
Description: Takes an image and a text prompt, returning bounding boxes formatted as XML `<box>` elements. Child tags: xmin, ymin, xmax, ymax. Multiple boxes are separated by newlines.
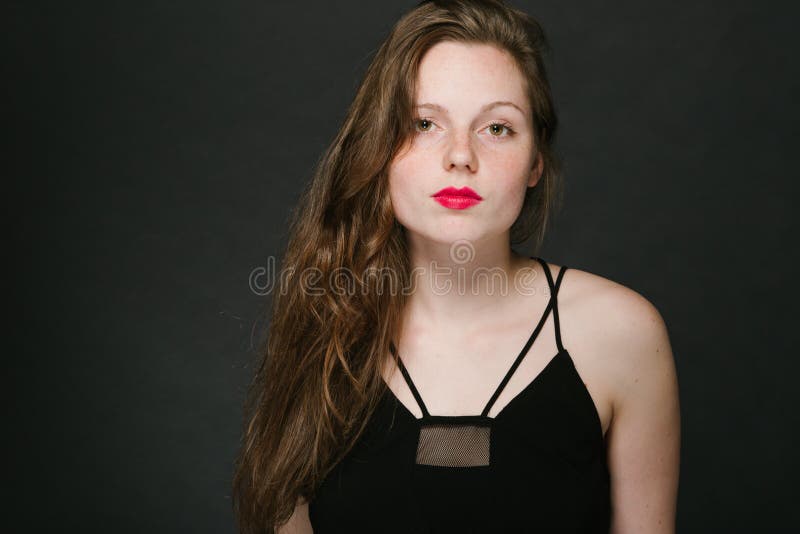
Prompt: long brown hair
<box><xmin>232</xmin><ymin>1</ymin><xmax>563</xmax><ymax>531</ymax></box>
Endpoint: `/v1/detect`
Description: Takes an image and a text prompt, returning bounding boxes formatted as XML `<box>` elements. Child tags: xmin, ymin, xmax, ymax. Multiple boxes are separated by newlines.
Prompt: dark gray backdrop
<box><xmin>9</xmin><ymin>1</ymin><xmax>799</xmax><ymax>532</ymax></box>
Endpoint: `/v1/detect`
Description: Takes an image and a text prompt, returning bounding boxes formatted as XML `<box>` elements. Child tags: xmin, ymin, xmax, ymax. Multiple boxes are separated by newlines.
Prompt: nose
<box><xmin>443</xmin><ymin>130</ymin><xmax>478</xmax><ymax>173</ymax></box>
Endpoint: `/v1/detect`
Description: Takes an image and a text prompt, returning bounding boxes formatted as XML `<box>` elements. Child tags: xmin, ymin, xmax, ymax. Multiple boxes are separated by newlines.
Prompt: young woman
<box><xmin>233</xmin><ymin>1</ymin><xmax>680</xmax><ymax>532</ymax></box>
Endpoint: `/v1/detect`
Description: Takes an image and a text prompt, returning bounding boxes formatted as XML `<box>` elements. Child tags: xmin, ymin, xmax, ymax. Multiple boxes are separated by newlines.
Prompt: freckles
<box><xmin>388</xmin><ymin>159</ymin><xmax>420</xmax><ymax>208</ymax></box>
<box><xmin>390</xmin><ymin>159</ymin><xmax>414</xmax><ymax>186</ymax></box>
<box><xmin>487</xmin><ymin>152</ymin><xmax>529</xmax><ymax>179</ymax></box>
<box><xmin>393</xmin><ymin>150</ymin><xmax>430</xmax><ymax>183</ymax></box>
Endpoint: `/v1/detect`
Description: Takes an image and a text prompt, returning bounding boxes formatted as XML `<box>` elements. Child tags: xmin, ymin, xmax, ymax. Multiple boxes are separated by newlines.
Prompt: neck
<box><xmin>402</xmin><ymin>233</ymin><xmax>535</xmax><ymax>327</ymax></box>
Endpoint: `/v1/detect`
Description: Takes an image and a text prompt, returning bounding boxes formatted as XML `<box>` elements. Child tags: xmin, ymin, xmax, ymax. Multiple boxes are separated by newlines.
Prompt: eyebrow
<box><xmin>414</xmin><ymin>100</ymin><xmax>526</xmax><ymax>115</ymax></box>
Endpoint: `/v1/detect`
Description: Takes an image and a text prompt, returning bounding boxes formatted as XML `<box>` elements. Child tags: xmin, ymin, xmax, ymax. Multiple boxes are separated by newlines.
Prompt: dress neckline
<box><xmin>387</xmin><ymin>256</ymin><xmax>568</xmax><ymax>419</ymax></box>
<box><xmin>381</xmin><ymin>348</ymin><xmax>569</xmax><ymax>422</ymax></box>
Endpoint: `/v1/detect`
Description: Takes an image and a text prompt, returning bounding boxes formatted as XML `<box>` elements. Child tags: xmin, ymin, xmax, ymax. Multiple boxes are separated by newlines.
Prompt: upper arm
<box><xmin>275</xmin><ymin>497</ymin><xmax>313</xmax><ymax>534</ymax></box>
<box><xmin>604</xmin><ymin>290</ymin><xmax>681</xmax><ymax>533</ymax></box>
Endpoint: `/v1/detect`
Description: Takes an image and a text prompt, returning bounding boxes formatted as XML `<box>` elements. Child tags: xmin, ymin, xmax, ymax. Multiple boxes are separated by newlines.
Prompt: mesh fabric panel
<box><xmin>415</xmin><ymin>423</ymin><xmax>491</xmax><ymax>467</ymax></box>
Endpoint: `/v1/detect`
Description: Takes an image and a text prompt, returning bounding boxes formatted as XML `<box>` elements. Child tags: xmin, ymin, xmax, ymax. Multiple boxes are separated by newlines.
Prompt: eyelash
<box><xmin>413</xmin><ymin>117</ymin><xmax>516</xmax><ymax>138</ymax></box>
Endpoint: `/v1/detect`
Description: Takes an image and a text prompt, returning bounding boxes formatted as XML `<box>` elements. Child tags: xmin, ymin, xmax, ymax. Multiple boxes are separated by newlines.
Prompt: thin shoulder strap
<box><xmin>480</xmin><ymin>256</ymin><xmax>568</xmax><ymax>416</ymax></box>
<box><xmin>538</xmin><ymin>257</ymin><xmax>568</xmax><ymax>352</ymax></box>
<box><xmin>388</xmin><ymin>341</ymin><xmax>430</xmax><ymax>417</ymax></box>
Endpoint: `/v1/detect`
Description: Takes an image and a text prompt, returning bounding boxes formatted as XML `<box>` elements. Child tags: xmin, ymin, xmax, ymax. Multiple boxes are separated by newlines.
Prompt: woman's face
<box><xmin>388</xmin><ymin>41</ymin><xmax>541</xmax><ymax>249</ymax></box>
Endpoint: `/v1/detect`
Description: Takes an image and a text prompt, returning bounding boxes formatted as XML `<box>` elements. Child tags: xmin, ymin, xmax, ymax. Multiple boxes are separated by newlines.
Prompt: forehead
<box><xmin>415</xmin><ymin>41</ymin><xmax>529</xmax><ymax>114</ymax></box>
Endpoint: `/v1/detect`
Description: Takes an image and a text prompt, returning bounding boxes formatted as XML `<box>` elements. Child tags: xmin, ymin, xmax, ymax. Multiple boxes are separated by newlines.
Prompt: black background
<box><xmin>8</xmin><ymin>1</ymin><xmax>799</xmax><ymax>532</ymax></box>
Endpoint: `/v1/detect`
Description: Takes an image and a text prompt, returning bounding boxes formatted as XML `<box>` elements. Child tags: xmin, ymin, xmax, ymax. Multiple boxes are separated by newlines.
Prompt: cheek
<box><xmin>493</xmin><ymin>156</ymin><xmax>532</xmax><ymax>199</ymax></box>
<box><xmin>388</xmin><ymin>153</ymin><xmax>420</xmax><ymax>204</ymax></box>
<box><xmin>485</xmin><ymin>157</ymin><xmax>533</xmax><ymax>225</ymax></box>
<box><xmin>387</xmin><ymin>159</ymin><xmax>415</xmax><ymax>223</ymax></box>
<box><xmin>388</xmin><ymin>143</ymin><xmax>533</xmax><ymax>223</ymax></box>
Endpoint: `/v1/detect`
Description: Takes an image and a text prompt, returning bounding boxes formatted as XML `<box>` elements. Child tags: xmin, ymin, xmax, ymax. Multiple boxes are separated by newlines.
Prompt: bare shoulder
<box><xmin>553</xmin><ymin>263</ymin><xmax>675</xmax><ymax>405</ymax></box>
<box><xmin>552</xmin><ymin>262</ymin><xmax>680</xmax><ymax>532</ymax></box>
<box><xmin>556</xmin><ymin>263</ymin><xmax>668</xmax><ymax>338</ymax></box>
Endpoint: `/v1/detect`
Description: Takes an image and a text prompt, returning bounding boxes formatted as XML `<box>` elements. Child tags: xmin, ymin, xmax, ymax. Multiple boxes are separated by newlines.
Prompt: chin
<box><xmin>408</xmin><ymin>223</ymin><xmax>499</xmax><ymax>249</ymax></box>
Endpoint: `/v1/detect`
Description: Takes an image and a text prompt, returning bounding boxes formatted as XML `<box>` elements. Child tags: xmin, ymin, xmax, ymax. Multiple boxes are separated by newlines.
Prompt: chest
<box><xmin>383</xmin><ymin>314</ymin><xmax>613</xmax><ymax>439</ymax></box>
<box><xmin>311</xmin><ymin>362</ymin><xmax>612</xmax><ymax>533</ymax></box>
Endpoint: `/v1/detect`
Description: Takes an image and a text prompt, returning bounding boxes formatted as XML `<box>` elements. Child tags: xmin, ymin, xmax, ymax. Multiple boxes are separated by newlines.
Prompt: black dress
<box><xmin>309</xmin><ymin>257</ymin><xmax>611</xmax><ymax>533</ymax></box>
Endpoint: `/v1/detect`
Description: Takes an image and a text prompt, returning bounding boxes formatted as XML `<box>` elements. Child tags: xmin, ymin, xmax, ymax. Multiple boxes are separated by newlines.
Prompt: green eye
<box><xmin>412</xmin><ymin>118</ymin><xmax>515</xmax><ymax>138</ymax></box>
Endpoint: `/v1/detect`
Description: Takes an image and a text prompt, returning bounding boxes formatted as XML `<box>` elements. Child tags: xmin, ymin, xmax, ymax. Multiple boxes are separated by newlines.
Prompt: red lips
<box><xmin>431</xmin><ymin>186</ymin><xmax>483</xmax><ymax>210</ymax></box>
<box><xmin>432</xmin><ymin>186</ymin><xmax>483</xmax><ymax>199</ymax></box>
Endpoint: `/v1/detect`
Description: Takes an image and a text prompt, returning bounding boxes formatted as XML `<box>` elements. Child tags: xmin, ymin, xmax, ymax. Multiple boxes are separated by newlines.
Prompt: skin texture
<box><xmin>390</xmin><ymin>41</ymin><xmax>540</xmax><ymax>254</ymax></box>
<box><xmin>389</xmin><ymin>41</ymin><xmax>542</xmax><ymax>316</ymax></box>
<box><xmin>386</xmin><ymin>41</ymin><xmax>680</xmax><ymax>533</ymax></box>
<box><xmin>281</xmin><ymin>41</ymin><xmax>680</xmax><ymax>533</ymax></box>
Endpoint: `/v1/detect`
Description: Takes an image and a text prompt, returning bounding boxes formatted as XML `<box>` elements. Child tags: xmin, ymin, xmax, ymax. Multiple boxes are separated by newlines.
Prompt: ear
<box><xmin>528</xmin><ymin>152</ymin><xmax>544</xmax><ymax>188</ymax></box>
